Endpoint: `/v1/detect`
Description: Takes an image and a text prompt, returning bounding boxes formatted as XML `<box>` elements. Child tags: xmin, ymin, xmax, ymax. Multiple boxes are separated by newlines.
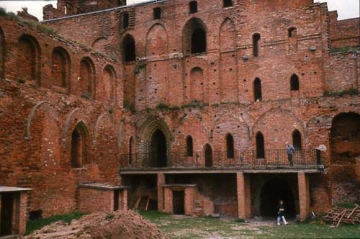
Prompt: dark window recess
<box><xmin>288</xmin><ymin>27</ymin><xmax>297</xmax><ymax>38</ymax></box>
<box><xmin>253</xmin><ymin>33</ymin><xmax>260</xmax><ymax>57</ymax></box>
<box><xmin>292</xmin><ymin>130</ymin><xmax>302</xmax><ymax>149</ymax></box>
<box><xmin>123</xmin><ymin>12</ymin><xmax>129</xmax><ymax>29</ymax></box>
<box><xmin>256</xmin><ymin>132</ymin><xmax>265</xmax><ymax>159</ymax></box>
<box><xmin>189</xmin><ymin>1</ymin><xmax>198</xmax><ymax>13</ymax></box>
<box><xmin>186</xmin><ymin>136</ymin><xmax>193</xmax><ymax>157</ymax></box>
<box><xmin>290</xmin><ymin>74</ymin><xmax>299</xmax><ymax>91</ymax></box>
<box><xmin>223</xmin><ymin>0</ymin><xmax>233</xmax><ymax>8</ymax></box>
<box><xmin>254</xmin><ymin>77</ymin><xmax>262</xmax><ymax>102</ymax></box>
<box><xmin>191</xmin><ymin>28</ymin><xmax>206</xmax><ymax>54</ymax></box>
<box><xmin>226</xmin><ymin>134</ymin><xmax>234</xmax><ymax>158</ymax></box>
<box><xmin>123</xmin><ymin>35</ymin><xmax>136</xmax><ymax>62</ymax></box>
<box><xmin>153</xmin><ymin>7</ymin><xmax>161</xmax><ymax>19</ymax></box>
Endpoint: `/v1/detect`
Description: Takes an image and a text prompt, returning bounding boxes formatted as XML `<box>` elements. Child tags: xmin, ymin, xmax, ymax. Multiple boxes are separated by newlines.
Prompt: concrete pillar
<box><xmin>237</xmin><ymin>172</ymin><xmax>251</xmax><ymax>219</ymax></box>
<box><xmin>298</xmin><ymin>172</ymin><xmax>310</xmax><ymax>221</ymax></box>
<box><xmin>157</xmin><ymin>173</ymin><xmax>165</xmax><ymax>211</ymax></box>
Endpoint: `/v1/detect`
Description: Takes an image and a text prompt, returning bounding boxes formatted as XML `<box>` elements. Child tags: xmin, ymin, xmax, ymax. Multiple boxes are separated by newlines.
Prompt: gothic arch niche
<box><xmin>330</xmin><ymin>112</ymin><xmax>360</xmax><ymax>164</ymax></box>
<box><xmin>52</xmin><ymin>47</ymin><xmax>70</xmax><ymax>89</ymax></box>
<box><xmin>149</xmin><ymin>129</ymin><xmax>167</xmax><ymax>167</ymax></box>
<box><xmin>122</xmin><ymin>34</ymin><xmax>136</xmax><ymax>62</ymax></box>
<box><xmin>71</xmin><ymin>121</ymin><xmax>90</xmax><ymax>167</ymax></box>
<box><xmin>190</xmin><ymin>67</ymin><xmax>205</xmax><ymax>103</ymax></box>
<box><xmin>259</xmin><ymin>176</ymin><xmax>297</xmax><ymax>219</ymax></box>
<box><xmin>146</xmin><ymin>24</ymin><xmax>169</xmax><ymax>57</ymax></box>
<box><xmin>0</xmin><ymin>28</ymin><xmax>5</xmax><ymax>79</ymax></box>
<box><xmin>17</xmin><ymin>34</ymin><xmax>41</xmax><ymax>83</ymax></box>
<box><xmin>102</xmin><ymin>65</ymin><xmax>116</xmax><ymax>102</ymax></box>
<box><xmin>79</xmin><ymin>57</ymin><xmax>96</xmax><ymax>99</ymax></box>
<box><xmin>219</xmin><ymin>18</ymin><xmax>237</xmax><ymax>103</ymax></box>
<box><xmin>182</xmin><ymin>18</ymin><xmax>207</xmax><ymax>55</ymax></box>
<box><xmin>204</xmin><ymin>144</ymin><xmax>213</xmax><ymax>167</ymax></box>
<box><xmin>91</xmin><ymin>37</ymin><xmax>107</xmax><ymax>52</ymax></box>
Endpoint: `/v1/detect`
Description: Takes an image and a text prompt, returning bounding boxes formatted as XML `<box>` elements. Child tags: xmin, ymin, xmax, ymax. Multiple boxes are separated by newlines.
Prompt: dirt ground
<box><xmin>25</xmin><ymin>210</ymin><xmax>167</xmax><ymax>239</ymax></box>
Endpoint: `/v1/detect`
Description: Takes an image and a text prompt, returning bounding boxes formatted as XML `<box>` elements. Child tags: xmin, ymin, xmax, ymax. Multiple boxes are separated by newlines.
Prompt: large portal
<box><xmin>260</xmin><ymin>177</ymin><xmax>296</xmax><ymax>219</ymax></box>
<box><xmin>149</xmin><ymin>129</ymin><xmax>167</xmax><ymax>167</ymax></box>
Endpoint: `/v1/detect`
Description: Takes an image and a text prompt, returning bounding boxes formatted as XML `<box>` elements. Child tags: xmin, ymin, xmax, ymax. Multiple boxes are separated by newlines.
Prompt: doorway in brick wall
<box><xmin>204</xmin><ymin>144</ymin><xmax>213</xmax><ymax>167</ymax></box>
<box><xmin>0</xmin><ymin>193</ymin><xmax>13</xmax><ymax>236</ymax></box>
<box><xmin>173</xmin><ymin>190</ymin><xmax>185</xmax><ymax>215</ymax></box>
<box><xmin>149</xmin><ymin>129</ymin><xmax>167</xmax><ymax>167</ymax></box>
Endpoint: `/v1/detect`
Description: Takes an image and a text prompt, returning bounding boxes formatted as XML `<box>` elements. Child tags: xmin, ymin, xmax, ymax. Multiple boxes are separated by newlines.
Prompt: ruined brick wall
<box><xmin>78</xmin><ymin>187</ymin><xmax>114</xmax><ymax>213</ymax></box>
<box><xmin>329</xmin><ymin>11</ymin><xmax>360</xmax><ymax>49</ymax></box>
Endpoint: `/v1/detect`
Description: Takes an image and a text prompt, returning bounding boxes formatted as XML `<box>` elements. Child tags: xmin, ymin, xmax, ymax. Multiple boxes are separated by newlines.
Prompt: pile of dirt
<box><xmin>25</xmin><ymin>210</ymin><xmax>167</xmax><ymax>239</ymax></box>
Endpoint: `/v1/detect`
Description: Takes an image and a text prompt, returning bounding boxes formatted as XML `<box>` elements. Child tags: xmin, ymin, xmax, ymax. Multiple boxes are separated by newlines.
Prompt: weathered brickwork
<box><xmin>0</xmin><ymin>0</ymin><xmax>359</xmax><ymax>230</ymax></box>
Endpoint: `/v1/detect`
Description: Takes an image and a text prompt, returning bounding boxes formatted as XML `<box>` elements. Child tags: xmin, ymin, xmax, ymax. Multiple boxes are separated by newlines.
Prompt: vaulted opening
<box><xmin>80</xmin><ymin>57</ymin><xmax>95</xmax><ymax>99</ymax></box>
<box><xmin>183</xmin><ymin>18</ymin><xmax>207</xmax><ymax>55</ymax></box>
<box><xmin>17</xmin><ymin>34</ymin><xmax>40</xmax><ymax>83</ymax></box>
<box><xmin>52</xmin><ymin>47</ymin><xmax>70</xmax><ymax>88</ymax></box>
<box><xmin>191</xmin><ymin>28</ymin><xmax>206</xmax><ymax>54</ymax></box>
<box><xmin>122</xmin><ymin>34</ymin><xmax>136</xmax><ymax>62</ymax></box>
<box><xmin>204</xmin><ymin>144</ymin><xmax>213</xmax><ymax>167</ymax></box>
<box><xmin>71</xmin><ymin>122</ymin><xmax>89</xmax><ymax>167</ymax></box>
<box><xmin>149</xmin><ymin>129</ymin><xmax>167</xmax><ymax>167</ymax></box>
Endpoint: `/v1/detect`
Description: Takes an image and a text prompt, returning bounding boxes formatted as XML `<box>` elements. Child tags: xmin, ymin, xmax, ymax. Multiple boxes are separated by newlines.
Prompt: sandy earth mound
<box><xmin>25</xmin><ymin>210</ymin><xmax>167</xmax><ymax>239</ymax></box>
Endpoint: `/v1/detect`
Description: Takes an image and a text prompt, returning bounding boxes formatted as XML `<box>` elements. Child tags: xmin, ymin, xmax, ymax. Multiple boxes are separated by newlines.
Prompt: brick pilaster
<box><xmin>157</xmin><ymin>173</ymin><xmax>165</xmax><ymax>211</ymax></box>
<box><xmin>298</xmin><ymin>172</ymin><xmax>310</xmax><ymax>221</ymax></box>
<box><xmin>237</xmin><ymin>172</ymin><xmax>251</xmax><ymax>219</ymax></box>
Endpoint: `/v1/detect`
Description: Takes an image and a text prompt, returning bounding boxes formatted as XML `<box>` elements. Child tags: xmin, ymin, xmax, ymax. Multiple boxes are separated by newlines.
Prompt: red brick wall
<box><xmin>78</xmin><ymin>187</ymin><xmax>114</xmax><ymax>213</ymax></box>
<box><xmin>329</xmin><ymin>11</ymin><xmax>360</xmax><ymax>49</ymax></box>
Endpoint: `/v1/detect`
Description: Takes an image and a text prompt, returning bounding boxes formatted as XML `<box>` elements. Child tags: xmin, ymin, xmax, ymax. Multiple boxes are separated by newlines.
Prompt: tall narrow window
<box><xmin>122</xmin><ymin>34</ymin><xmax>136</xmax><ymax>62</ymax></box>
<box><xmin>71</xmin><ymin>122</ymin><xmax>89</xmax><ymax>167</ymax></box>
<box><xmin>256</xmin><ymin>132</ymin><xmax>265</xmax><ymax>159</ymax></box>
<box><xmin>191</xmin><ymin>28</ymin><xmax>206</xmax><ymax>54</ymax></box>
<box><xmin>52</xmin><ymin>47</ymin><xmax>70</xmax><ymax>88</ymax></box>
<box><xmin>254</xmin><ymin>77</ymin><xmax>262</xmax><ymax>102</ymax></box>
<box><xmin>122</xmin><ymin>12</ymin><xmax>129</xmax><ymax>29</ymax></box>
<box><xmin>252</xmin><ymin>33</ymin><xmax>260</xmax><ymax>57</ymax></box>
<box><xmin>189</xmin><ymin>1</ymin><xmax>198</xmax><ymax>13</ymax></box>
<box><xmin>153</xmin><ymin>7</ymin><xmax>161</xmax><ymax>19</ymax></box>
<box><xmin>288</xmin><ymin>27</ymin><xmax>297</xmax><ymax>38</ymax></box>
<box><xmin>223</xmin><ymin>0</ymin><xmax>233</xmax><ymax>8</ymax></box>
<box><xmin>226</xmin><ymin>134</ymin><xmax>234</xmax><ymax>158</ymax></box>
<box><xmin>186</xmin><ymin>136</ymin><xmax>193</xmax><ymax>157</ymax></box>
<box><xmin>290</xmin><ymin>74</ymin><xmax>299</xmax><ymax>91</ymax></box>
<box><xmin>292</xmin><ymin>130</ymin><xmax>302</xmax><ymax>149</ymax></box>
<box><xmin>129</xmin><ymin>137</ymin><xmax>133</xmax><ymax>166</ymax></box>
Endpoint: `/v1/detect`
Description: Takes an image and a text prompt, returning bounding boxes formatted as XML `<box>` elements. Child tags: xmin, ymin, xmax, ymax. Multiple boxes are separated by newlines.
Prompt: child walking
<box><xmin>277</xmin><ymin>200</ymin><xmax>288</xmax><ymax>225</ymax></box>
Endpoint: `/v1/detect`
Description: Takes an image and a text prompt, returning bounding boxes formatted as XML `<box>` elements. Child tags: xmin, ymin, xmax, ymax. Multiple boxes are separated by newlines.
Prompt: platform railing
<box><xmin>120</xmin><ymin>149</ymin><xmax>321</xmax><ymax>170</ymax></box>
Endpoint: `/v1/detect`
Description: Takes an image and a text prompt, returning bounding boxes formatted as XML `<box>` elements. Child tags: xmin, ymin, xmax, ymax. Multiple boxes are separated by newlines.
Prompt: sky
<box><xmin>0</xmin><ymin>0</ymin><xmax>358</xmax><ymax>21</ymax></box>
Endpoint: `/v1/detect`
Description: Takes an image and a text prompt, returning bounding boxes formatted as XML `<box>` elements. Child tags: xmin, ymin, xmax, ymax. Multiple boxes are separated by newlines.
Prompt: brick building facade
<box><xmin>0</xmin><ymin>0</ymin><xmax>359</xmax><ymax>235</ymax></box>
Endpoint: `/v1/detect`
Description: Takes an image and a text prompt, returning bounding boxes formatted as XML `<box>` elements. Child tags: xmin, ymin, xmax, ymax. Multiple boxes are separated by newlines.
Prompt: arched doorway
<box><xmin>149</xmin><ymin>129</ymin><xmax>167</xmax><ymax>167</ymax></box>
<box><xmin>260</xmin><ymin>177</ymin><xmax>296</xmax><ymax>219</ymax></box>
<box><xmin>204</xmin><ymin>144</ymin><xmax>213</xmax><ymax>167</ymax></box>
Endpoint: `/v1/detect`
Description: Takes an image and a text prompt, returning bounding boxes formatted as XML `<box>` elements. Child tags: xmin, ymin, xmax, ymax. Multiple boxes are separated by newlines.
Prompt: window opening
<box><xmin>288</xmin><ymin>27</ymin><xmax>297</xmax><ymax>38</ymax></box>
<box><xmin>254</xmin><ymin>77</ymin><xmax>262</xmax><ymax>102</ymax></box>
<box><xmin>189</xmin><ymin>1</ymin><xmax>198</xmax><ymax>13</ymax></box>
<box><xmin>226</xmin><ymin>134</ymin><xmax>234</xmax><ymax>158</ymax></box>
<box><xmin>123</xmin><ymin>12</ymin><xmax>129</xmax><ymax>29</ymax></box>
<box><xmin>186</xmin><ymin>136</ymin><xmax>193</xmax><ymax>157</ymax></box>
<box><xmin>153</xmin><ymin>7</ymin><xmax>161</xmax><ymax>19</ymax></box>
<box><xmin>292</xmin><ymin>130</ymin><xmax>302</xmax><ymax>149</ymax></box>
<box><xmin>223</xmin><ymin>0</ymin><xmax>233</xmax><ymax>8</ymax></box>
<box><xmin>191</xmin><ymin>28</ymin><xmax>206</xmax><ymax>54</ymax></box>
<box><xmin>256</xmin><ymin>132</ymin><xmax>265</xmax><ymax>158</ymax></box>
<box><xmin>253</xmin><ymin>33</ymin><xmax>260</xmax><ymax>57</ymax></box>
<box><xmin>123</xmin><ymin>35</ymin><xmax>136</xmax><ymax>62</ymax></box>
<box><xmin>290</xmin><ymin>74</ymin><xmax>299</xmax><ymax>91</ymax></box>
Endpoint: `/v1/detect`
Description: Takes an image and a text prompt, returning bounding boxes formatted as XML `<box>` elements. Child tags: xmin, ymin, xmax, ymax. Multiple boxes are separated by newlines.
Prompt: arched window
<box><xmin>80</xmin><ymin>57</ymin><xmax>95</xmax><ymax>99</ymax></box>
<box><xmin>256</xmin><ymin>132</ymin><xmax>265</xmax><ymax>158</ymax></box>
<box><xmin>253</xmin><ymin>33</ymin><xmax>261</xmax><ymax>57</ymax></box>
<box><xmin>223</xmin><ymin>0</ymin><xmax>233</xmax><ymax>8</ymax></box>
<box><xmin>71</xmin><ymin>122</ymin><xmax>89</xmax><ymax>167</ymax></box>
<box><xmin>290</xmin><ymin>74</ymin><xmax>299</xmax><ymax>91</ymax></box>
<box><xmin>288</xmin><ymin>27</ymin><xmax>297</xmax><ymax>38</ymax></box>
<box><xmin>17</xmin><ymin>34</ymin><xmax>40</xmax><ymax>83</ymax></box>
<box><xmin>191</xmin><ymin>28</ymin><xmax>206</xmax><ymax>54</ymax></box>
<box><xmin>189</xmin><ymin>1</ymin><xmax>198</xmax><ymax>13</ymax></box>
<box><xmin>254</xmin><ymin>77</ymin><xmax>262</xmax><ymax>102</ymax></box>
<box><xmin>122</xmin><ymin>12</ymin><xmax>129</xmax><ymax>29</ymax></box>
<box><xmin>52</xmin><ymin>47</ymin><xmax>70</xmax><ymax>88</ymax></box>
<box><xmin>122</xmin><ymin>34</ymin><xmax>136</xmax><ymax>62</ymax></box>
<box><xmin>186</xmin><ymin>135</ymin><xmax>193</xmax><ymax>157</ymax></box>
<box><xmin>292</xmin><ymin>130</ymin><xmax>302</xmax><ymax>149</ymax></box>
<box><xmin>226</xmin><ymin>134</ymin><xmax>234</xmax><ymax>158</ymax></box>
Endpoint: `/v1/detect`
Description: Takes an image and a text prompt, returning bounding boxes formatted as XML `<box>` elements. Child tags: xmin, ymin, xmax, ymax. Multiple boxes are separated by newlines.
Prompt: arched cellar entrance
<box><xmin>149</xmin><ymin>129</ymin><xmax>167</xmax><ymax>167</ymax></box>
<box><xmin>260</xmin><ymin>177</ymin><xmax>296</xmax><ymax>219</ymax></box>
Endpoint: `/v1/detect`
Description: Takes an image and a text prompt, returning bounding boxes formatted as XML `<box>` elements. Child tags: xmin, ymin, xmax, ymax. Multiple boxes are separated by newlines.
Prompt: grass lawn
<box><xmin>139</xmin><ymin>211</ymin><xmax>360</xmax><ymax>239</ymax></box>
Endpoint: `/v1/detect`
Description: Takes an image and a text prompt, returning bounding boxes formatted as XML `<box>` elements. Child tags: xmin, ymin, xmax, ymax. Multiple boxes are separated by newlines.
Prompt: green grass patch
<box><xmin>26</xmin><ymin>211</ymin><xmax>86</xmax><ymax>235</ymax></box>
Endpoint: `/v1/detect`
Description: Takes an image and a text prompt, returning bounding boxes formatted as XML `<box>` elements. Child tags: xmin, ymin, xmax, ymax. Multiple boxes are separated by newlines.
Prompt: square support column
<box><xmin>157</xmin><ymin>173</ymin><xmax>165</xmax><ymax>211</ymax></box>
<box><xmin>298</xmin><ymin>172</ymin><xmax>310</xmax><ymax>221</ymax></box>
<box><xmin>236</xmin><ymin>172</ymin><xmax>251</xmax><ymax>219</ymax></box>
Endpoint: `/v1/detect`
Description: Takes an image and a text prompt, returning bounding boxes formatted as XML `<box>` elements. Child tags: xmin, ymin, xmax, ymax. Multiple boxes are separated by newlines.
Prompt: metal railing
<box><xmin>120</xmin><ymin>149</ymin><xmax>321</xmax><ymax>170</ymax></box>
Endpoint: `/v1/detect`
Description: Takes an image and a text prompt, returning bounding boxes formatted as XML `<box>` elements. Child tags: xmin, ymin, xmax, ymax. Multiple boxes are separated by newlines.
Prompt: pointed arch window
<box><xmin>191</xmin><ymin>28</ymin><xmax>206</xmax><ymax>54</ymax></box>
<box><xmin>186</xmin><ymin>135</ymin><xmax>193</xmax><ymax>157</ymax></box>
<box><xmin>256</xmin><ymin>132</ymin><xmax>265</xmax><ymax>159</ymax></box>
<box><xmin>226</xmin><ymin>134</ymin><xmax>234</xmax><ymax>158</ymax></box>
<box><xmin>290</xmin><ymin>74</ymin><xmax>299</xmax><ymax>91</ymax></box>
<box><xmin>71</xmin><ymin>122</ymin><xmax>89</xmax><ymax>167</ymax></box>
<box><xmin>254</xmin><ymin>77</ymin><xmax>262</xmax><ymax>102</ymax></box>
<box><xmin>122</xmin><ymin>35</ymin><xmax>136</xmax><ymax>62</ymax></box>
